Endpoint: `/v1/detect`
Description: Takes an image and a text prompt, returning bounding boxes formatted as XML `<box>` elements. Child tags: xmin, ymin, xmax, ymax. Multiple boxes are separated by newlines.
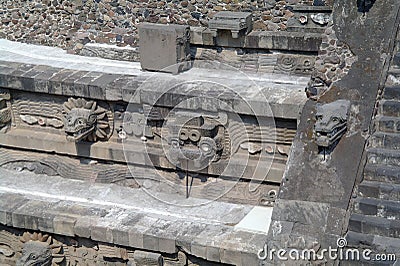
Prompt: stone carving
<box><xmin>275</xmin><ymin>55</ymin><xmax>315</xmax><ymax>75</ymax></box>
<box><xmin>166</xmin><ymin>111</ymin><xmax>227</xmax><ymax>169</ymax></box>
<box><xmin>310</xmin><ymin>13</ymin><xmax>330</xmax><ymax>25</ymax></box>
<box><xmin>0</xmin><ymin>228</ymin><xmax>21</xmax><ymax>265</ymax></box>
<box><xmin>20</xmin><ymin>115</ymin><xmax>64</xmax><ymax>128</ymax></box>
<box><xmin>299</xmin><ymin>15</ymin><xmax>308</xmax><ymax>24</ymax></box>
<box><xmin>0</xmin><ymin>89</ymin><xmax>11</xmax><ymax>133</ymax></box>
<box><xmin>0</xmin><ymin>148</ymin><xmax>139</xmax><ymax>187</ymax></box>
<box><xmin>314</xmin><ymin>100</ymin><xmax>351</xmax><ymax>149</ymax></box>
<box><xmin>119</xmin><ymin>105</ymin><xmax>164</xmax><ymax>141</ymax></box>
<box><xmin>209</xmin><ymin>11</ymin><xmax>253</xmax><ymax>38</ymax></box>
<box><xmin>0</xmin><ymin>221</ymin><xmax>216</xmax><ymax>266</ymax></box>
<box><xmin>12</xmin><ymin>93</ymin><xmax>65</xmax><ymax>130</ymax></box>
<box><xmin>306</xmin><ymin>24</ymin><xmax>357</xmax><ymax>99</ymax></box>
<box><xmin>17</xmin><ymin>232</ymin><xmax>65</xmax><ymax>266</ymax></box>
<box><xmin>63</xmin><ymin>98</ymin><xmax>113</xmax><ymax>142</ymax></box>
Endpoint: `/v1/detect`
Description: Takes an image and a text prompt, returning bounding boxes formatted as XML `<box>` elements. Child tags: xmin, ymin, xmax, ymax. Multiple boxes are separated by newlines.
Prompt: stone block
<box><xmin>74</xmin><ymin>216</ymin><xmax>93</xmax><ymax>238</ymax></box>
<box><xmin>139</xmin><ymin>23</ymin><xmax>191</xmax><ymax>74</ymax></box>
<box><xmin>191</xmin><ymin>241</ymin><xmax>207</xmax><ymax>260</ymax></box>
<box><xmin>104</xmin><ymin>75</ymin><xmax>129</xmax><ymax>101</ymax></box>
<box><xmin>88</xmin><ymin>73</ymin><xmax>121</xmax><ymax>100</ymax></box>
<box><xmin>48</xmin><ymin>69</ymin><xmax>76</xmax><ymax>95</ymax></box>
<box><xmin>33</xmin><ymin>67</ymin><xmax>61</xmax><ymax>93</ymax></box>
<box><xmin>209</xmin><ymin>11</ymin><xmax>253</xmax><ymax>39</ymax></box>
<box><xmin>0</xmin><ymin>67</ymin><xmax>17</xmax><ymax>88</ymax></box>
<box><xmin>325</xmin><ymin>207</ymin><xmax>347</xmax><ymax>235</ymax></box>
<box><xmin>133</xmin><ymin>250</ymin><xmax>163</xmax><ymax>266</ymax></box>
<box><xmin>206</xmin><ymin>245</ymin><xmax>220</xmax><ymax>262</ymax></box>
<box><xmin>128</xmin><ymin>228</ymin><xmax>144</xmax><ymax>249</ymax></box>
<box><xmin>0</xmin><ymin>193</ymin><xmax>29</xmax><ymax>226</ymax></box>
<box><xmin>272</xmin><ymin>200</ymin><xmax>330</xmax><ymax>229</ymax></box>
<box><xmin>112</xmin><ymin>226</ymin><xmax>130</xmax><ymax>247</ymax></box>
<box><xmin>202</xmin><ymin>29</ymin><xmax>215</xmax><ymax>46</ymax></box>
<box><xmin>143</xmin><ymin>233</ymin><xmax>159</xmax><ymax>251</ymax></box>
<box><xmin>91</xmin><ymin>220</ymin><xmax>114</xmax><ymax>243</ymax></box>
<box><xmin>53</xmin><ymin>215</ymin><xmax>76</xmax><ymax>237</ymax></box>
<box><xmin>220</xmin><ymin>247</ymin><xmax>243</xmax><ymax>266</ymax></box>
<box><xmin>190</xmin><ymin>27</ymin><xmax>206</xmax><ymax>44</ymax></box>
<box><xmin>11</xmin><ymin>200</ymin><xmax>56</xmax><ymax>231</ymax></box>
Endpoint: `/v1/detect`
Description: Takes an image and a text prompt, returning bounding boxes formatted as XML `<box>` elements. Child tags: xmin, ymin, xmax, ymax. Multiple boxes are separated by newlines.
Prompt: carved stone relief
<box><xmin>274</xmin><ymin>55</ymin><xmax>315</xmax><ymax>75</ymax></box>
<box><xmin>314</xmin><ymin>100</ymin><xmax>351</xmax><ymax>151</ymax></box>
<box><xmin>0</xmin><ymin>226</ymin><xmax>200</xmax><ymax>266</ymax></box>
<box><xmin>0</xmin><ymin>89</ymin><xmax>11</xmax><ymax>133</ymax></box>
<box><xmin>12</xmin><ymin>93</ymin><xmax>64</xmax><ymax>131</ymax></box>
<box><xmin>165</xmin><ymin>111</ymin><xmax>227</xmax><ymax>169</ymax></box>
<box><xmin>0</xmin><ymin>147</ymin><xmax>139</xmax><ymax>187</ymax></box>
<box><xmin>16</xmin><ymin>232</ymin><xmax>65</xmax><ymax>266</ymax></box>
<box><xmin>63</xmin><ymin>98</ymin><xmax>114</xmax><ymax>142</ymax></box>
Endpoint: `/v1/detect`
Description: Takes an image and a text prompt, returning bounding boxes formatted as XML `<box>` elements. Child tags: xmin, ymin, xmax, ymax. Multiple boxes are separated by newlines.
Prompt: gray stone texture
<box><xmin>0</xmin><ymin>0</ymin><xmax>319</xmax><ymax>54</ymax></box>
<box><xmin>345</xmin><ymin>14</ymin><xmax>400</xmax><ymax>260</ymax></box>
<box><xmin>0</xmin><ymin>168</ymin><xmax>266</xmax><ymax>265</ymax></box>
<box><xmin>139</xmin><ymin>23</ymin><xmax>191</xmax><ymax>73</ymax></box>
<box><xmin>265</xmin><ymin>0</ymin><xmax>400</xmax><ymax>264</ymax></box>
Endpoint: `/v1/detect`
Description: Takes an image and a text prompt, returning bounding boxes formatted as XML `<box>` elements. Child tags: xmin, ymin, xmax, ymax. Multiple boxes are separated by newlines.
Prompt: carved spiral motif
<box><xmin>276</xmin><ymin>55</ymin><xmax>296</xmax><ymax>73</ymax></box>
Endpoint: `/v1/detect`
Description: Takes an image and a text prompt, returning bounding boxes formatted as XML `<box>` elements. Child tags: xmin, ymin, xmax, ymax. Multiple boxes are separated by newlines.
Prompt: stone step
<box><xmin>369</xmin><ymin>132</ymin><xmax>400</xmax><ymax>150</ymax></box>
<box><xmin>359</xmin><ymin>180</ymin><xmax>400</xmax><ymax>201</ymax></box>
<box><xmin>346</xmin><ymin>231</ymin><xmax>400</xmax><ymax>258</ymax></box>
<box><xmin>379</xmin><ymin>100</ymin><xmax>400</xmax><ymax>117</ymax></box>
<box><xmin>364</xmin><ymin>164</ymin><xmax>400</xmax><ymax>185</ymax></box>
<box><xmin>375</xmin><ymin>115</ymin><xmax>400</xmax><ymax>133</ymax></box>
<box><xmin>349</xmin><ymin>213</ymin><xmax>400</xmax><ymax>238</ymax></box>
<box><xmin>393</xmin><ymin>52</ymin><xmax>400</xmax><ymax>67</ymax></box>
<box><xmin>367</xmin><ymin>148</ymin><xmax>400</xmax><ymax>167</ymax></box>
<box><xmin>353</xmin><ymin>197</ymin><xmax>400</xmax><ymax>219</ymax></box>
<box><xmin>383</xmin><ymin>85</ymin><xmax>400</xmax><ymax>101</ymax></box>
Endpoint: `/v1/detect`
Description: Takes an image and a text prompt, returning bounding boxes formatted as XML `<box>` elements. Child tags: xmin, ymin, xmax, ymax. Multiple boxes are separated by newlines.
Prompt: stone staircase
<box><xmin>346</xmin><ymin>38</ymin><xmax>400</xmax><ymax>260</ymax></box>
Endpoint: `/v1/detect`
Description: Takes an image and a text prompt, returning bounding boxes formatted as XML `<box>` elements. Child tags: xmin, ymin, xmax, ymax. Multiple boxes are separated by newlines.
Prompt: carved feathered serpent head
<box><xmin>16</xmin><ymin>232</ymin><xmax>65</xmax><ymax>266</ymax></box>
<box><xmin>63</xmin><ymin>98</ymin><xmax>112</xmax><ymax>142</ymax></box>
<box><xmin>314</xmin><ymin>100</ymin><xmax>351</xmax><ymax>148</ymax></box>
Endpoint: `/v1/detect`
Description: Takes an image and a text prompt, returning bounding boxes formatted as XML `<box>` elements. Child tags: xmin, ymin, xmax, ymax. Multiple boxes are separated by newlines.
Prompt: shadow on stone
<box><xmin>357</xmin><ymin>0</ymin><xmax>376</xmax><ymax>13</ymax></box>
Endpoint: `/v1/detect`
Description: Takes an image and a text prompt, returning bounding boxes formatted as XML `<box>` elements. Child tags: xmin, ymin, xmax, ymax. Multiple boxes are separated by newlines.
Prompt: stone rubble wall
<box><xmin>0</xmin><ymin>0</ymin><xmax>315</xmax><ymax>54</ymax></box>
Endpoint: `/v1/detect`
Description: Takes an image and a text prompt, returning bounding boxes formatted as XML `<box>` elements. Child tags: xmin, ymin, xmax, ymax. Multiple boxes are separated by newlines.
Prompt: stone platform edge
<box><xmin>0</xmin><ymin>190</ymin><xmax>267</xmax><ymax>266</ymax></box>
<box><xmin>0</xmin><ymin>60</ymin><xmax>306</xmax><ymax>119</ymax></box>
<box><xmin>190</xmin><ymin>27</ymin><xmax>322</xmax><ymax>52</ymax></box>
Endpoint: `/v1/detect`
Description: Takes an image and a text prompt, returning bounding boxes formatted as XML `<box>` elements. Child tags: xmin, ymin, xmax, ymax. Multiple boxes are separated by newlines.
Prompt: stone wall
<box><xmin>0</xmin><ymin>0</ymin><xmax>317</xmax><ymax>54</ymax></box>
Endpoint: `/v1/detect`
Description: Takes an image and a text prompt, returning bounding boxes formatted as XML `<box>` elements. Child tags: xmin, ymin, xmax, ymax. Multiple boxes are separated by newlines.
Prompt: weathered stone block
<box><xmin>0</xmin><ymin>194</ymin><xmax>29</xmax><ymax>226</ymax></box>
<box><xmin>91</xmin><ymin>221</ymin><xmax>114</xmax><ymax>243</ymax></box>
<box><xmin>53</xmin><ymin>215</ymin><xmax>76</xmax><ymax>237</ymax></box>
<box><xmin>112</xmin><ymin>226</ymin><xmax>130</xmax><ymax>247</ymax></box>
<box><xmin>209</xmin><ymin>11</ymin><xmax>253</xmax><ymax>39</ymax></box>
<box><xmin>74</xmin><ymin>216</ymin><xmax>93</xmax><ymax>238</ymax></box>
<box><xmin>133</xmin><ymin>250</ymin><xmax>163</xmax><ymax>266</ymax></box>
<box><xmin>139</xmin><ymin>23</ymin><xmax>191</xmax><ymax>74</ymax></box>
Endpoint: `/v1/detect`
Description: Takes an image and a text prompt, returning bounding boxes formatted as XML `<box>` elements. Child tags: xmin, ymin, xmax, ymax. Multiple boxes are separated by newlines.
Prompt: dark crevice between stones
<box><xmin>357</xmin><ymin>0</ymin><xmax>377</xmax><ymax>14</ymax></box>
